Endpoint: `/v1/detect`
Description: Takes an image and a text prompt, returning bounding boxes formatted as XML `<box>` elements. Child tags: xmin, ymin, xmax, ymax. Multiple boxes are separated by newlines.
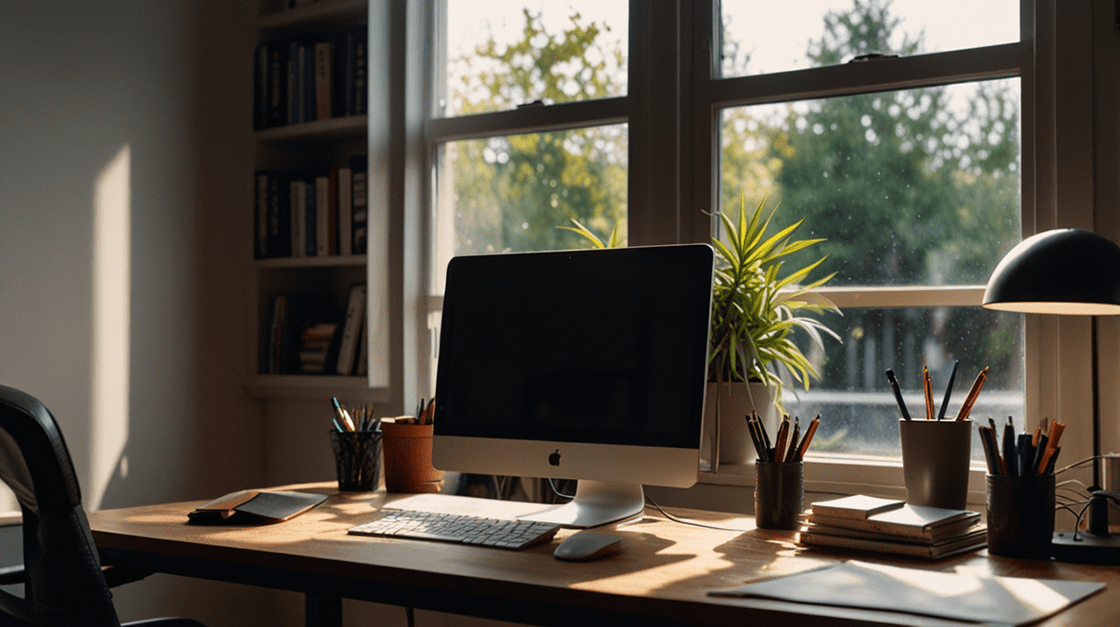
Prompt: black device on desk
<box><xmin>431</xmin><ymin>244</ymin><xmax>715</xmax><ymax>529</ymax></box>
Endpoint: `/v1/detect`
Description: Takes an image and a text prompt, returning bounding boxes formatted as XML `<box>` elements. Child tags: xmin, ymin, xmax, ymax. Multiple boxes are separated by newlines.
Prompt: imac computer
<box><xmin>432</xmin><ymin>244</ymin><xmax>714</xmax><ymax>528</ymax></box>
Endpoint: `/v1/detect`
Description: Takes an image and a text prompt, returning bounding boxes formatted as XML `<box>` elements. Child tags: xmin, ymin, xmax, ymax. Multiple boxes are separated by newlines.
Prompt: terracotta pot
<box><xmin>705</xmin><ymin>381</ymin><xmax>775</xmax><ymax>465</ymax></box>
<box><xmin>381</xmin><ymin>421</ymin><xmax>445</xmax><ymax>493</ymax></box>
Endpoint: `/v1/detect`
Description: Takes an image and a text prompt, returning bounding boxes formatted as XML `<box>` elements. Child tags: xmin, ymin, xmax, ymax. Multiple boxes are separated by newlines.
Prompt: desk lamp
<box><xmin>982</xmin><ymin>228</ymin><xmax>1120</xmax><ymax>564</ymax></box>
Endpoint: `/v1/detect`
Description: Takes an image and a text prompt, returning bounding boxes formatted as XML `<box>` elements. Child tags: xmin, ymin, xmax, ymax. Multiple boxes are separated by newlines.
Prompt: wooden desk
<box><xmin>88</xmin><ymin>483</ymin><xmax>1120</xmax><ymax>627</ymax></box>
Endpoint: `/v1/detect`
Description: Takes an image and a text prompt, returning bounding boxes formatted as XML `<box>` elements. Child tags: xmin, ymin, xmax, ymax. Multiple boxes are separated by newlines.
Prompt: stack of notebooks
<box><xmin>800</xmin><ymin>495</ymin><xmax>986</xmax><ymax>559</ymax></box>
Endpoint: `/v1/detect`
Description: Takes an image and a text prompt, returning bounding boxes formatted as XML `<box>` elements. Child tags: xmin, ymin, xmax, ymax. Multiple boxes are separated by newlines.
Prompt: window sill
<box><xmin>699</xmin><ymin>454</ymin><xmax>990</xmax><ymax>506</ymax></box>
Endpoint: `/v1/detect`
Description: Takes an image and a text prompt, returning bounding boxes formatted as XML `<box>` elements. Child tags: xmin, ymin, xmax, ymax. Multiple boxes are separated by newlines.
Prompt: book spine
<box><xmin>315</xmin><ymin>41</ymin><xmax>332</xmax><ymax>122</ymax></box>
<box><xmin>255</xmin><ymin>172</ymin><xmax>269</xmax><ymax>259</ymax></box>
<box><xmin>315</xmin><ymin>175</ymin><xmax>329</xmax><ymax>256</ymax></box>
<box><xmin>266</xmin><ymin>42</ymin><xmax>288</xmax><ymax>129</ymax></box>
<box><xmin>336</xmin><ymin>284</ymin><xmax>367</xmax><ymax>376</ymax></box>
<box><xmin>305</xmin><ymin>180</ymin><xmax>317</xmax><ymax>256</ymax></box>
<box><xmin>338</xmin><ymin>167</ymin><xmax>352</xmax><ymax>256</ymax></box>
<box><xmin>328</xmin><ymin>168</ymin><xmax>339</xmax><ymax>255</ymax></box>
<box><xmin>350</xmin><ymin>155</ymin><xmax>368</xmax><ymax>255</ymax></box>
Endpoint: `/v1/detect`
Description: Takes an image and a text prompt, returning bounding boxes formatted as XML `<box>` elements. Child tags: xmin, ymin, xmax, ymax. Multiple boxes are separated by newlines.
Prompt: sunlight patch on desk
<box><xmin>90</xmin><ymin>145</ymin><xmax>131</xmax><ymax>509</ymax></box>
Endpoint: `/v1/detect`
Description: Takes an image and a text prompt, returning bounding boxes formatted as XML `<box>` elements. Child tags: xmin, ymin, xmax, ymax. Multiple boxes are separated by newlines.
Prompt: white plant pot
<box><xmin>705</xmin><ymin>381</ymin><xmax>775</xmax><ymax>465</ymax></box>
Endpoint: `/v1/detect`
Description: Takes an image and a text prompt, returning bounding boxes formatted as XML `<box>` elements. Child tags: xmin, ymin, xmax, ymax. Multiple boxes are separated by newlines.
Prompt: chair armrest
<box><xmin>102</xmin><ymin>564</ymin><xmax>154</xmax><ymax>588</ymax></box>
<box><xmin>0</xmin><ymin>564</ymin><xmax>24</xmax><ymax>586</ymax></box>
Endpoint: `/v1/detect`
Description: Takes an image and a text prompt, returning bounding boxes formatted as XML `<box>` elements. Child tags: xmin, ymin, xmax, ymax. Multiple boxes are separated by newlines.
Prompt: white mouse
<box><xmin>553</xmin><ymin>532</ymin><xmax>627</xmax><ymax>561</ymax></box>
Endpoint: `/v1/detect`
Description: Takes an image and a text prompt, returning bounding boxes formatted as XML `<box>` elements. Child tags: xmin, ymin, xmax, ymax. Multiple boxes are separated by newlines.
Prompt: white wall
<box><xmin>0</xmin><ymin>1</ymin><xmax>273</xmax><ymax>624</ymax></box>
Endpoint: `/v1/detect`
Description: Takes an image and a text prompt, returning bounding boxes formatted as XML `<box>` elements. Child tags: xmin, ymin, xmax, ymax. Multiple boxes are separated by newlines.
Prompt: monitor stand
<box><xmin>517</xmin><ymin>480</ymin><xmax>645</xmax><ymax>528</ymax></box>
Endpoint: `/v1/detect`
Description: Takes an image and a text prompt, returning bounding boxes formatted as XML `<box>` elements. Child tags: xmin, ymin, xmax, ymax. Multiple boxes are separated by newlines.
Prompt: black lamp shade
<box><xmin>982</xmin><ymin>229</ymin><xmax>1120</xmax><ymax>315</ymax></box>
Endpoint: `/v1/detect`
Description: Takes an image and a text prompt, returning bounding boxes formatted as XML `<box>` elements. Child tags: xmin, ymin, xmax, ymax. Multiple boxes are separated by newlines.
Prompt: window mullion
<box><xmin>711</xmin><ymin>42</ymin><xmax>1026</xmax><ymax>108</ymax></box>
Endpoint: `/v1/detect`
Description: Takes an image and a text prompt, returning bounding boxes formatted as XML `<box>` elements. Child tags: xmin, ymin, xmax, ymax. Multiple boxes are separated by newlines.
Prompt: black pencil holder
<box><xmin>330</xmin><ymin>429</ymin><xmax>382</xmax><ymax>492</ymax></box>
<box><xmin>755</xmin><ymin>461</ymin><xmax>804</xmax><ymax>530</ymax></box>
<box><xmin>986</xmin><ymin>473</ymin><xmax>1055</xmax><ymax>559</ymax></box>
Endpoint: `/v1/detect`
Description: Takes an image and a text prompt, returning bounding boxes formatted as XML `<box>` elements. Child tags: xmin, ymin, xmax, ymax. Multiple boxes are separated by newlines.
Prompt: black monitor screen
<box><xmin>434</xmin><ymin>245</ymin><xmax>713</xmax><ymax>449</ymax></box>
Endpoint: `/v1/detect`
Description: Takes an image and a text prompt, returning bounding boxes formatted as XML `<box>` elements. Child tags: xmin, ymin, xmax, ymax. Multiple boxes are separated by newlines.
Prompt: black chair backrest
<box><xmin>0</xmin><ymin>384</ymin><xmax>120</xmax><ymax>627</ymax></box>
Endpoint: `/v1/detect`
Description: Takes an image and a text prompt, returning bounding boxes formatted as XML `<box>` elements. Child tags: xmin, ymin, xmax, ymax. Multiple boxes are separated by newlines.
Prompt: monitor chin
<box><xmin>517</xmin><ymin>480</ymin><xmax>646</xmax><ymax>528</ymax></box>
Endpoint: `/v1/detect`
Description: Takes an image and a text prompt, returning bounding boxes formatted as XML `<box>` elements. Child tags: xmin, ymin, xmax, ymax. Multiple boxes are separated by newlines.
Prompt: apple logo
<box><xmin>548</xmin><ymin>448</ymin><xmax>561</xmax><ymax>466</ymax></box>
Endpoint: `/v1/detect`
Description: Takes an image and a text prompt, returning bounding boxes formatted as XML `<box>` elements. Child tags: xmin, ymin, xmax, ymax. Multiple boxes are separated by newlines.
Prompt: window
<box><xmin>712</xmin><ymin>1</ymin><xmax>1024</xmax><ymax>462</ymax></box>
<box><xmin>430</xmin><ymin>0</ymin><xmax>630</xmax><ymax>292</ymax></box>
<box><xmin>408</xmin><ymin>0</ymin><xmax>1107</xmax><ymax>495</ymax></box>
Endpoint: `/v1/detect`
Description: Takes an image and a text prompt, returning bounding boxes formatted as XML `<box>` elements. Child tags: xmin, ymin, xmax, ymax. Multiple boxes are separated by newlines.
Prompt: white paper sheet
<box><xmin>711</xmin><ymin>560</ymin><xmax>1104</xmax><ymax>626</ymax></box>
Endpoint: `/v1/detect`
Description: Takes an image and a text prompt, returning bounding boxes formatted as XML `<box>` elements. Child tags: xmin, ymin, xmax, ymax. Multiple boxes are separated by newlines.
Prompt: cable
<box><xmin>547</xmin><ymin>477</ymin><xmax>574</xmax><ymax>501</ymax></box>
<box><xmin>643</xmin><ymin>496</ymin><xmax>749</xmax><ymax>532</ymax></box>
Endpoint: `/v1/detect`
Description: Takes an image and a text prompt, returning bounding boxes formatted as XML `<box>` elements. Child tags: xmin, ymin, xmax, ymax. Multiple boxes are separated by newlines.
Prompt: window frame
<box><xmin>401</xmin><ymin>0</ymin><xmax>1107</xmax><ymax>503</ymax></box>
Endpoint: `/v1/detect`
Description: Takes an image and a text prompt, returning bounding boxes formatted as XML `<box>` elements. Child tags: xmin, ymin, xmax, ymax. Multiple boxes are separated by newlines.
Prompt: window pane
<box><xmin>444</xmin><ymin>1</ymin><xmax>628</xmax><ymax>116</ymax></box>
<box><xmin>720</xmin><ymin>78</ymin><xmax>1021</xmax><ymax>287</ymax></box>
<box><xmin>720</xmin><ymin>0</ymin><xmax>1018</xmax><ymax>77</ymax></box>
<box><xmin>781</xmin><ymin>307</ymin><xmax>1025</xmax><ymax>461</ymax></box>
<box><xmin>433</xmin><ymin>125</ymin><xmax>628</xmax><ymax>291</ymax></box>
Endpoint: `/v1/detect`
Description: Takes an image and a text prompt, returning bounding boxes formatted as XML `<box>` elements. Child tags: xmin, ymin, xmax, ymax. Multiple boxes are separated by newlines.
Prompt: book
<box><xmin>804</xmin><ymin>519</ymin><xmax>985</xmax><ymax>545</ymax></box>
<box><xmin>188</xmin><ymin>489</ymin><xmax>327</xmax><ymax>524</ymax></box>
<box><xmin>337</xmin><ymin>166</ymin><xmax>352</xmax><ymax>255</ymax></box>
<box><xmin>350</xmin><ymin>155</ymin><xmax>368</xmax><ymax>254</ymax></box>
<box><xmin>336</xmin><ymin>284</ymin><xmax>367</xmax><ymax>375</ymax></box>
<box><xmin>808</xmin><ymin>503</ymin><xmax>980</xmax><ymax>542</ymax></box>
<box><xmin>314</xmin><ymin>41</ymin><xmax>332</xmax><ymax>122</ymax></box>
<box><xmin>809</xmin><ymin>495</ymin><xmax>904</xmax><ymax>520</ymax></box>
<box><xmin>315</xmin><ymin>175</ymin><xmax>330</xmax><ymax>255</ymax></box>
<box><xmin>798</xmin><ymin>527</ymin><xmax>987</xmax><ymax>559</ymax></box>
<box><xmin>254</xmin><ymin>172</ymin><xmax>270</xmax><ymax>258</ymax></box>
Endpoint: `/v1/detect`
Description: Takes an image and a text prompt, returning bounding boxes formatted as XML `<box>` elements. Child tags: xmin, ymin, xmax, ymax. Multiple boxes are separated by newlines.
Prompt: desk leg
<box><xmin>306</xmin><ymin>593</ymin><xmax>342</xmax><ymax>627</ymax></box>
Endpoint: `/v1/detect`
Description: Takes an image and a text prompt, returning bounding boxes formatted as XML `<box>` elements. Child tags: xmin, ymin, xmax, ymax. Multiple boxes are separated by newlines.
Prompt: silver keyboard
<box><xmin>348</xmin><ymin>508</ymin><xmax>561</xmax><ymax>549</ymax></box>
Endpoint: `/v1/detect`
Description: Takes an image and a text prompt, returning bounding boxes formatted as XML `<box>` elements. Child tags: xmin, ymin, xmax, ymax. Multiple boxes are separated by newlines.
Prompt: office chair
<box><xmin>0</xmin><ymin>384</ymin><xmax>207</xmax><ymax>627</ymax></box>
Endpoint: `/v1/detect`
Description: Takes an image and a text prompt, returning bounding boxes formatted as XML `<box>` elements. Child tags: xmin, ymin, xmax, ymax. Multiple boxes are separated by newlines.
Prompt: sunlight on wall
<box><xmin>90</xmin><ymin>145</ymin><xmax>131</xmax><ymax>509</ymax></box>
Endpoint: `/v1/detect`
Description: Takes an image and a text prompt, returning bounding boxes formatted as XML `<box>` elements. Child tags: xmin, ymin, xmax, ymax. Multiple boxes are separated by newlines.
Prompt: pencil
<box><xmin>786</xmin><ymin>416</ymin><xmax>801</xmax><ymax>463</ymax></box>
<box><xmin>923</xmin><ymin>366</ymin><xmax>934</xmax><ymax>420</ymax></box>
<box><xmin>955</xmin><ymin>367</ymin><xmax>988</xmax><ymax>421</ymax></box>
<box><xmin>937</xmin><ymin>360</ymin><xmax>958</xmax><ymax>421</ymax></box>
<box><xmin>793</xmin><ymin>414</ymin><xmax>820</xmax><ymax>462</ymax></box>
<box><xmin>774</xmin><ymin>415</ymin><xmax>790</xmax><ymax>463</ymax></box>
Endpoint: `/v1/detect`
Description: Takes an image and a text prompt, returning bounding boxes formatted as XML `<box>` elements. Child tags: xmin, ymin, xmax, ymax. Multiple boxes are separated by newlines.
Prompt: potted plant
<box><xmin>563</xmin><ymin>195</ymin><xmax>838</xmax><ymax>465</ymax></box>
<box><xmin>707</xmin><ymin>196</ymin><xmax>838</xmax><ymax>465</ymax></box>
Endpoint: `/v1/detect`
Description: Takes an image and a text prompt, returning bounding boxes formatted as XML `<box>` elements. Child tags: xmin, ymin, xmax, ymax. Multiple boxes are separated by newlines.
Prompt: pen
<box><xmin>922</xmin><ymin>366</ymin><xmax>934</xmax><ymax>420</ymax></box>
<box><xmin>885</xmin><ymin>369</ymin><xmax>911</xmax><ymax>420</ymax></box>
<box><xmin>937</xmin><ymin>360</ymin><xmax>958</xmax><ymax>421</ymax></box>
<box><xmin>1002</xmin><ymin>416</ymin><xmax>1017</xmax><ymax>476</ymax></box>
<box><xmin>745</xmin><ymin>413</ymin><xmax>769</xmax><ymax>461</ymax></box>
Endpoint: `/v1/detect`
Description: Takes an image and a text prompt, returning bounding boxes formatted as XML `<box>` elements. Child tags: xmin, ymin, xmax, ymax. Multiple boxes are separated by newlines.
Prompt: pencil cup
<box><xmin>381</xmin><ymin>421</ymin><xmax>445</xmax><ymax>493</ymax></box>
<box><xmin>899</xmin><ymin>419</ymin><xmax>971</xmax><ymax>510</ymax></box>
<box><xmin>754</xmin><ymin>461</ymin><xmax>804</xmax><ymax>530</ymax></box>
<box><xmin>329</xmin><ymin>429</ymin><xmax>382</xmax><ymax>492</ymax></box>
<box><xmin>986</xmin><ymin>473</ymin><xmax>1055</xmax><ymax>559</ymax></box>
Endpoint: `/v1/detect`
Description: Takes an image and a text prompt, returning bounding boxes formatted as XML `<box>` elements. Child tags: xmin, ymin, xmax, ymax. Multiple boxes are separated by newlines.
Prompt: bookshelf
<box><xmin>248</xmin><ymin>0</ymin><xmax>384</xmax><ymax>400</ymax></box>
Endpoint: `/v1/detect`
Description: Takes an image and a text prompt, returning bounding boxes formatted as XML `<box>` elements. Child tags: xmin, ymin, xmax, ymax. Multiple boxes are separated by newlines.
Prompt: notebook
<box><xmin>187</xmin><ymin>489</ymin><xmax>327</xmax><ymax>524</ymax></box>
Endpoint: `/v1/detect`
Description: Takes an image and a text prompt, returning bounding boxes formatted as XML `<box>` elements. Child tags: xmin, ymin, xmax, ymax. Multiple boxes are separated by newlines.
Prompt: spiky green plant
<box><xmin>710</xmin><ymin>196</ymin><xmax>839</xmax><ymax>409</ymax></box>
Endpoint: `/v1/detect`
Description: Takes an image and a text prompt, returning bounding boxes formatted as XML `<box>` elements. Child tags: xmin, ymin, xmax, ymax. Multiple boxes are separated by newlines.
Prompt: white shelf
<box><xmin>243</xmin><ymin>374</ymin><xmax>389</xmax><ymax>401</ymax></box>
<box><xmin>255</xmin><ymin>254</ymin><xmax>367</xmax><ymax>270</ymax></box>
<box><xmin>254</xmin><ymin>115</ymin><xmax>368</xmax><ymax>142</ymax></box>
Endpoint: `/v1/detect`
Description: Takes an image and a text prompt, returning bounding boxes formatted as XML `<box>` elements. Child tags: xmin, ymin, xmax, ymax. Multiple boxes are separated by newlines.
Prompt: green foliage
<box><xmin>450</xmin><ymin>10</ymin><xmax>626</xmax><ymax>255</ymax></box>
<box><xmin>709</xmin><ymin>197</ymin><xmax>840</xmax><ymax>409</ymax></box>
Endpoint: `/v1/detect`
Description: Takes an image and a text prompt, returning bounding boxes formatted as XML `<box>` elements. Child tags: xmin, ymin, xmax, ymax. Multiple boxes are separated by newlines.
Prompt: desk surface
<box><xmin>88</xmin><ymin>483</ymin><xmax>1120</xmax><ymax>627</ymax></box>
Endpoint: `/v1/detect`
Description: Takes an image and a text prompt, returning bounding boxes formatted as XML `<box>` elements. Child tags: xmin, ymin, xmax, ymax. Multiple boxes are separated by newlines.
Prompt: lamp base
<box><xmin>1051</xmin><ymin>531</ymin><xmax>1120</xmax><ymax>564</ymax></box>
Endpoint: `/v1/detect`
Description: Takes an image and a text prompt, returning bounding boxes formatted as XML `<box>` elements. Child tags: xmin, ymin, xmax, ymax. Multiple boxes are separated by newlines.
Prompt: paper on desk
<box><xmin>710</xmin><ymin>560</ymin><xmax>1104</xmax><ymax>626</ymax></box>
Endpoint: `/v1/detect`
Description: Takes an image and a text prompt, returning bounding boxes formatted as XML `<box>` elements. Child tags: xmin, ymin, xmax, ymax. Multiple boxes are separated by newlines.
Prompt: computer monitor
<box><xmin>432</xmin><ymin>244</ymin><xmax>714</xmax><ymax>528</ymax></box>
